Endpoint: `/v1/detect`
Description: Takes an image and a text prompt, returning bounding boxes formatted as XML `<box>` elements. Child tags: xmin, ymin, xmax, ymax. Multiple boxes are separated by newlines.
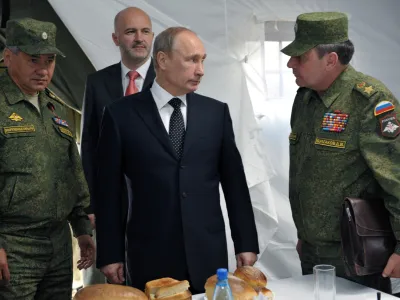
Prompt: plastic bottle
<box><xmin>212</xmin><ymin>268</ymin><xmax>234</xmax><ymax>300</ymax></box>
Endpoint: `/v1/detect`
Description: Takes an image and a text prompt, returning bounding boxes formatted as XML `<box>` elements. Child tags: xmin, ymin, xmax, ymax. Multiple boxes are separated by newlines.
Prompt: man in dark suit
<box><xmin>80</xmin><ymin>7</ymin><xmax>156</xmax><ymax>286</ymax></box>
<box><xmin>94</xmin><ymin>27</ymin><xmax>259</xmax><ymax>293</ymax></box>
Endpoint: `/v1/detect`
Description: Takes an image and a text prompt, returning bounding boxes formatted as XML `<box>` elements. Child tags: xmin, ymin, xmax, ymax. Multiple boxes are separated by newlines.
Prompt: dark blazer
<box><xmin>81</xmin><ymin>60</ymin><xmax>155</xmax><ymax>214</ymax></box>
<box><xmin>94</xmin><ymin>90</ymin><xmax>259</xmax><ymax>292</ymax></box>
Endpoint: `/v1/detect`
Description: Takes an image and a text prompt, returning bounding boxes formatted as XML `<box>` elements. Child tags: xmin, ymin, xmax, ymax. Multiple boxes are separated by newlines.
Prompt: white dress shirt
<box><xmin>150</xmin><ymin>80</ymin><xmax>187</xmax><ymax>132</ymax></box>
<box><xmin>121</xmin><ymin>57</ymin><xmax>151</xmax><ymax>93</ymax></box>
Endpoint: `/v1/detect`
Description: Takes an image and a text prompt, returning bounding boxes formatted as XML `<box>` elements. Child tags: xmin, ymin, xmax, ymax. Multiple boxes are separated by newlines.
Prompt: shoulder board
<box><xmin>45</xmin><ymin>88</ymin><xmax>81</xmax><ymax>114</ymax></box>
<box><xmin>353</xmin><ymin>81</ymin><xmax>378</xmax><ymax>98</ymax></box>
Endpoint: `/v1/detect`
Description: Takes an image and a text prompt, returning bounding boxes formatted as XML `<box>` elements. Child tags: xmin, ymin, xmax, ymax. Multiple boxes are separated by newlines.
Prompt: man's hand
<box><xmin>77</xmin><ymin>235</ymin><xmax>95</xmax><ymax>270</ymax></box>
<box><xmin>0</xmin><ymin>248</ymin><xmax>10</xmax><ymax>286</ymax></box>
<box><xmin>236</xmin><ymin>252</ymin><xmax>257</xmax><ymax>268</ymax></box>
<box><xmin>88</xmin><ymin>214</ymin><xmax>95</xmax><ymax>230</ymax></box>
<box><xmin>296</xmin><ymin>239</ymin><xmax>302</xmax><ymax>257</ymax></box>
<box><xmin>100</xmin><ymin>263</ymin><xmax>125</xmax><ymax>284</ymax></box>
<box><xmin>383</xmin><ymin>253</ymin><xmax>400</xmax><ymax>278</ymax></box>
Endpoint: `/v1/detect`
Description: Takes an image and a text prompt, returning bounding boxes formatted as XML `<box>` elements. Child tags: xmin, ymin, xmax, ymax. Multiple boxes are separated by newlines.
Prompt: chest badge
<box><xmin>52</xmin><ymin>117</ymin><xmax>69</xmax><ymax>127</ymax></box>
<box><xmin>8</xmin><ymin>113</ymin><xmax>23</xmax><ymax>122</ymax></box>
<box><xmin>321</xmin><ymin>110</ymin><xmax>349</xmax><ymax>133</ymax></box>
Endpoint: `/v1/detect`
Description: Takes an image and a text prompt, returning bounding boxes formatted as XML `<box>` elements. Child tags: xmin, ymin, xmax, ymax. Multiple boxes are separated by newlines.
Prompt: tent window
<box><xmin>264</xmin><ymin>21</ymin><xmax>298</xmax><ymax>100</ymax></box>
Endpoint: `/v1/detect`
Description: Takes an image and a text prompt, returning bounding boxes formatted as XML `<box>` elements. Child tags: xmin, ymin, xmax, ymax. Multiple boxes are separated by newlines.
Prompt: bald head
<box><xmin>114</xmin><ymin>7</ymin><xmax>152</xmax><ymax>33</ymax></box>
<box><xmin>112</xmin><ymin>7</ymin><xmax>154</xmax><ymax>68</ymax></box>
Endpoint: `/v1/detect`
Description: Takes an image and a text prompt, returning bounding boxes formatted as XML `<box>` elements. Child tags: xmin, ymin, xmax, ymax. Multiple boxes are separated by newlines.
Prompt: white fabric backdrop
<box><xmin>48</xmin><ymin>0</ymin><xmax>400</xmax><ymax>289</ymax></box>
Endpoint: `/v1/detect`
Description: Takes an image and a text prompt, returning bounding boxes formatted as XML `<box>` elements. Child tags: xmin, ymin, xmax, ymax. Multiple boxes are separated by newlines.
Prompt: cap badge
<box><xmin>42</xmin><ymin>32</ymin><xmax>48</xmax><ymax>40</ymax></box>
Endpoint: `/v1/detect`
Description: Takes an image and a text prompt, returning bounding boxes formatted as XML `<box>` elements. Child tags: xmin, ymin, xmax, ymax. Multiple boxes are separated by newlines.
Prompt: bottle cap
<box><xmin>217</xmin><ymin>268</ymin><xmax>228</xmax><ymax>281</ymax></box>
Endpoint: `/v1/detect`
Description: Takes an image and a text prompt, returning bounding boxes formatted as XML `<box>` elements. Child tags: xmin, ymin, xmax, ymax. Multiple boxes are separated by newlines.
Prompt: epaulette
<box><xmin>354</xmin><ymin>80</ymin><xmax>397</xmax><ymax>125</ymax></box>
<box><xmin>45</xmin><ymin>88</ymin><xmax>81</xmax><ymax>114</ymax></box>
<box><xmin>353</xmin><ymin>81</ymin><xmax>378</xmax><ymax>98</ymax></box>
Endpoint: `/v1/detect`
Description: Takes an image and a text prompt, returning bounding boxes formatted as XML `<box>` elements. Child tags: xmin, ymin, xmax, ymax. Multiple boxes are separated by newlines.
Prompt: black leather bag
<box><xmin>340</xmin><ymin>197</ymin><xmax>396</xmax><ymax>276</ymax></box>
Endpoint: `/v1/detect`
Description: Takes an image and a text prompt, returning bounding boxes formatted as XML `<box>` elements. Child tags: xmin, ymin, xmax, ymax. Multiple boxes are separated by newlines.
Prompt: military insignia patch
<box><xmin>379</xmin><ymin>113</ymin><xmax>400</xmax><ymax>138</ymax></box>
<box><xmin>59</xmin><ymin>126</ymin><xmax>73</xmax><ymax>138</ymax></box>
<box><xmin>364</xmin><ymin>86</ymin><xmax>374</xmax><ymax>95</ymax></box>
<box><xmin>357</xmin><ymin>82</ymin><xmax>366</xmax><ymax>89</ymax></box>
<box><xmin>3</xmin><ymin>124</ymin><xmax>35</xmax><ymax>134</ymax></box>
<box><xmin>52</xmin><ymin>117</ymin><xmax>69</xmax><ymax>127</ymax></box>
<box><xmin>374</xmin><ymin>101</ymin><xmax>395</xmax><ymax>116</ymax></box>
<box><xmin>315</xmin><ymin>137</ymin><xmax>346</xmax><ymax>149</ymax></box>
<box><xmin>321</xmin><ymin>111</ymin><xmax>349</xmax><ymax>132</ymax></box>
<box><xmin>289</xmin><ymin>132</ymin><xmax>297</xmax><ymax>140</ymax></box>
<box><xmin>8</xmin><ymin>113</ymin><xmax>23</xmax><ymax>122</ymax></box>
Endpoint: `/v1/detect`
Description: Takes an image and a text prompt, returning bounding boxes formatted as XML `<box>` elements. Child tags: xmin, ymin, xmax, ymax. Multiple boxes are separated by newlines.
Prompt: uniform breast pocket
<box><xmin>0</xmin><ymin>125</ymin><xmax>37</xmax><ymax>173</ymax></box>
<box><xmin>52</xmin><ymin>124</ymin><xmax>75</xmax><ymax>145</ymax></box>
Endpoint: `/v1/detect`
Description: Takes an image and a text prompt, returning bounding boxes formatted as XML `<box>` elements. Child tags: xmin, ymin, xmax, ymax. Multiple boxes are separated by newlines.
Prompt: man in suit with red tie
<box><xmin>80</xmin><ymin>7</ymin><xmax>156</xmax><ymax>286</ymax></box>
<box><xmin>94</xmin><ymin>27</ymin><xmax>259</xmax><ymax>293</ymax></box>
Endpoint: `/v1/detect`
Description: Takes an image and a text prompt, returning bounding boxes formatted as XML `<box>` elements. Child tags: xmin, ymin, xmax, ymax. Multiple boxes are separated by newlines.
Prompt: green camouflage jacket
<box><xmin>0</xmin><ymin>71</ymin><xmax>91</xmax><ymax>250</ymax></box>
<box><xmin>289</xmin><ymin>65</ymin><xmax>400</xmax><ymax>253</ymax></box>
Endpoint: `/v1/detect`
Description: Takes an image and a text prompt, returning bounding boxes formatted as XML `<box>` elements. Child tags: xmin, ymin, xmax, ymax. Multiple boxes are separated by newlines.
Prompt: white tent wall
<box><xmin>48</xmin><ymin>0</ymin><xmax>400</xmax><ymax>288</ymax></box>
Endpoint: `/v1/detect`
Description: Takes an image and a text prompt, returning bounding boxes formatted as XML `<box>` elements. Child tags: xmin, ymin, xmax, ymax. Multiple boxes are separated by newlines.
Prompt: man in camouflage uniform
<box><xmin>282</xmin><ymin>12</ymin><xmax>400</xmax><ymax>293</ymax></box>
<box><xmin>0</xmin><ymin>18</ymin><xmax>95</xmax><ymax>299</ymax></box>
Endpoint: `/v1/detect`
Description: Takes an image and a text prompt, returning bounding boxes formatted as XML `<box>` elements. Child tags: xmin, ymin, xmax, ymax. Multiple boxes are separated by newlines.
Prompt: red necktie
<box><xmin>125</xmin><ymin>71</ymin><xmax>140</xmax><ymax>96</ymax></box>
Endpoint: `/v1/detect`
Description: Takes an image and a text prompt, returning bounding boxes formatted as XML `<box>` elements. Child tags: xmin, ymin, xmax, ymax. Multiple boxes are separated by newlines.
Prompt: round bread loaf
<box><xmin>256</xmin><ymin>287</ymin><xmax>274</xmax><ymax>299</ymax></box>
<box><xmin>233</xmin><ymin>266</ymin><xmax>267</xmax><ymax>289</ymax></box>
<box><xmin>73</xmin><ymin>284</ymin><xmax>148</xmax><ymax>300</ymax></box>
<box><xmin>204</xmin><ymin>273</ymin><xmax>257</xmax><ymax>300</ymax></box>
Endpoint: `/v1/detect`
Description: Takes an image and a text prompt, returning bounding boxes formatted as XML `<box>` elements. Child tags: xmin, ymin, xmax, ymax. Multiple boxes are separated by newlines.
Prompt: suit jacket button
<box><xmin>180</xmin><ymin>165</ymin><xmax>186</xmax><ymax>169</ymax></box>
<box><xmin>182</xmin><ymin>192</ymin><xmax>187</xmax><ymax>198</ymax></box>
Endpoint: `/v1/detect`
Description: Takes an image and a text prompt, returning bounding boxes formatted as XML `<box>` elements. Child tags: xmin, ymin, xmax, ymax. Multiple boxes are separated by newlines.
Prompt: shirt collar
<box><xmin>304</xmin><ymin>65</ymin><xmax>357</xmax><ymax>107</ymax></box>
<box><xmin>121</xmin><ymin>57</ymin><xmax>152</xmax><ymax>80</ymax></box>
<box><xmin>150</xmin><ymin>79</ymin><xmax>187</xmax><ymax>110</ymax></box>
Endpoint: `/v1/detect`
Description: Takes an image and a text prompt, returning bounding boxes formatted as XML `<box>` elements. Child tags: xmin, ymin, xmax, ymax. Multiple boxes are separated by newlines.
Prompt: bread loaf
<box><xmin>73</xmin><ymin>284</ymin><xmax>147</xmax><ymax>300</ymax></box>
<box><xmin>145</xmin><ymin>278</ymin><xmax>180</xmax><ymax>298</ymax></box>
<box><xmin>155</xmin><ymin>280</ymin><xmax>190</xmax><ymax>298</ymax></box>
<box><xmin>154</xmin><ymin>290</ymin><xmax>192</xmax><ymax>300</ymax></box>
<box><xmin>233</xmin><ymin>266</ymin><xmax>267</xmax><ymax>289</ymax></box>
<box><xmin>204</xmin><ymin>273</ymin><xmax>257</xmax><ymax>300</ymax></box>
<box><xmin>145</xmin><ymin>278</ymin><xmax>192</xmax><ymax>300</ymax></box>
<box><xmin>256</xmin><ymin>287</ymin><xmax>273</xmax><ymax>298</ymax></box>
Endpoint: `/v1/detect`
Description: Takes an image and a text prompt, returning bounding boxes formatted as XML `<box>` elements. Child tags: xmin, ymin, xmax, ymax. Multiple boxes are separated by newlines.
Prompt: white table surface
<box><xmin>193</xmin><ymin>274</ymin><xmax>397</xmax><ymax>299</ymax></box>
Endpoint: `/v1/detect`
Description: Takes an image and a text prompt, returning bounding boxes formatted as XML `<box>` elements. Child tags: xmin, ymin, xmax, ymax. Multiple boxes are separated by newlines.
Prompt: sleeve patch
<box><xmin>374</xmin><ymin>101</ymin><xmax>395</xmax><ymax>116</ymax></box>
<box><xmin>379</xmin><ymin>112</ymin><xmax>400</xmax><ymax>138</ymax></box>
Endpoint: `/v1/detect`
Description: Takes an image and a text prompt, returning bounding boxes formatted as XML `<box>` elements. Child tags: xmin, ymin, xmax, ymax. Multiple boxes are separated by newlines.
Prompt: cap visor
<box><xmin>281</xmin><ymin>40</ymin><xmax>317</xmax><ymax>57</ymax></box>
<box><xmin>19</xmin><ymin>45</ymin><xmax>66</xmax><ymax>58</ymax></box>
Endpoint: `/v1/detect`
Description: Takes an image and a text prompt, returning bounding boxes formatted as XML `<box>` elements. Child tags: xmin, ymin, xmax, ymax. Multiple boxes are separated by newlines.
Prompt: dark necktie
<box><xmin>168</xmin><ymin>98</ymin><xmax>185</xmax><ymax>159</ymax></box>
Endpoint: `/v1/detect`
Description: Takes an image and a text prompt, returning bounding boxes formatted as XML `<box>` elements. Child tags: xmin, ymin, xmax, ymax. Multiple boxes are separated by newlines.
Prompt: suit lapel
<box><xmin>106</xmin><ymin>63</ymin><xmax>123</xmax><ymax>99</ymax></box>
<box><xmin>134</xmin><ymin>91</ymin><xmax>177</xmax><ymax>159</ymax></box>
<box><xmin>182</xmin><ymin>93</ymin><xmax>202</xmax><ymax>157</ymax></box>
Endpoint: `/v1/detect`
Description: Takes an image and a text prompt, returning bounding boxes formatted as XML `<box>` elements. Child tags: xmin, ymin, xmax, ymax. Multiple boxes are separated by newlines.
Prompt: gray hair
<box><xmin>153</xmin><ymin>27</ymin><xmax>195</xmax><ymax>69</ymax></box>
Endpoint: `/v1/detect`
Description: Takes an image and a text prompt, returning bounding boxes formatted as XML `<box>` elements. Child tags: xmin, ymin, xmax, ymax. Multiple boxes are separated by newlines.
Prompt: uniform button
<box><xmin>182</xmin><ymin>192</ymin><xmax>187</xmax><ymax>198</ymax></box>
